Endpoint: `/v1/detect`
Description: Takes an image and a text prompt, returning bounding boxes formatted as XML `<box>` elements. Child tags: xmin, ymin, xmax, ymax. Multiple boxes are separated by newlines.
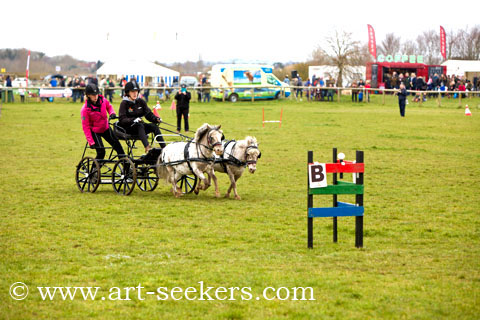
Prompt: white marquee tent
<box><xmin>441</xmin><ymin>60</ymin><xmax>480</xmax><ymax>80</ymax></box>
<box><xmin>96</xmin><ymin>59</ymin><xmax>180</xmax><ymax>86</ymax></box>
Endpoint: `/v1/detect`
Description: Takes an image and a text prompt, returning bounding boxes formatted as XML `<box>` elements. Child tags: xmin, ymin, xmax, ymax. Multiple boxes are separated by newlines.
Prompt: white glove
<box><xmin>133</xmin><ymin>117</ymin><xmax>142</xmax><ymax>123</ymax></box>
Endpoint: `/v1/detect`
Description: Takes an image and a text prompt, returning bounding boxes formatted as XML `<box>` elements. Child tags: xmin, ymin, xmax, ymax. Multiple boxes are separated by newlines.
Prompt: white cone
<box><xmin>465</xmin><ymin>105</ymin><xmax>472</xmax><ymax>116</ymax></box>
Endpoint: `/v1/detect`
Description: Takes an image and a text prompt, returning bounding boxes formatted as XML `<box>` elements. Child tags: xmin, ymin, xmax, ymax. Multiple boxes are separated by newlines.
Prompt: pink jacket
<box><xmin>81</xmin><ymin>95</ymin><xmax>116</xmax><ymax>146</ymax></box>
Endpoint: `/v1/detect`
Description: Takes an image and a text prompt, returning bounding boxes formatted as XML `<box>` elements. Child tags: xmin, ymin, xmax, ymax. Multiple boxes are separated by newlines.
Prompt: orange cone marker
<box><xmin>153</xmin><ymin>101</ymin><xmax>162</xmax><ymax>117</ymax></box>
<box><xmin>465</xmin><ymin>105</ymin><xmax>472</xmax><ymax>116</ymax></box>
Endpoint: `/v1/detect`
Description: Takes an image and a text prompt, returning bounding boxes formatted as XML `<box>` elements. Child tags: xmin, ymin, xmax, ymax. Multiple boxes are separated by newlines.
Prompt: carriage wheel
<box><xmin>75</xmin><ymin>157</ymin><xmax>100</xmax><ymax>193</ymax></box>
<box><xmin>136</xmin><ymin>163</ymin><xmax>159</xmax><ymax>192</ymax></box>
<box><xmin>176</xmin><ymin>174</ymin><xmax>198</xmax><ymax>194</ymax></box>
<box><xmin>112</xmin><ymin>158</ymin><xmax>136</xmax><ymax>195</ymax></box>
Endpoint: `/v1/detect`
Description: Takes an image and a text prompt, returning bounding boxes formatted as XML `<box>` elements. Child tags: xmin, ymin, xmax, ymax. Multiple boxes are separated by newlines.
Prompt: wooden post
<box><xmin>332</xmin><ymin>148</ymin><xmax>338</xmax><ymax>243</ymax></box>
<box><xmin>337</xmin><ymin>88</ymin><xmax>341</xmax><ymax>103</ymax></box>
<box><xmin>382</xmin><ymin>89</ymin><xmax>385</xmax><ymax>105</ymax></box>
<box><xmin>251</xmin><ymin>87</ymin><xmax>254</xmax><ymax>103</ymax></box>
<box><xmin>437</xmin><ymin>92</ymin><xmax>441</xmax><ymax>107</ymax></box>
<box><xmin>222</xmin><ymin>88</ymin><xmax>225</xmax><ymax>102</ymax></box>
<box><xmin>355</xmin><ymin>150</ymin><xmax>364</xmax><ymax>248</ymax></box>
<box><xmin>308</xmin><ymin>151</ymin><xmax>314</xmax><ymax>249</ymax></box>
<box><xmin>459</xmin><ymin>92</ymin><xmax>462</xmax><ymax>107</ymax></box>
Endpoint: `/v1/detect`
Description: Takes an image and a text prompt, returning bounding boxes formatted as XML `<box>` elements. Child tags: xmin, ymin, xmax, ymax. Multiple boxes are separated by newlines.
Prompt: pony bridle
<box><xmin>207</xmin><ymin>129</ymin><xmax>224</xmax><ymax>148</ymax></box>
<box><xmin>245</xmin><ymin>145</ymin><xmax>261</xmax><ymax>165</ymax></box>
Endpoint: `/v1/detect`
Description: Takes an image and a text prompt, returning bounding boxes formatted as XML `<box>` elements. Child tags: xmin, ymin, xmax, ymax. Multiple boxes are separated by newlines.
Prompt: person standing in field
<box><xmin>81</xmin><ymin>83</ymin><xmax>125</xmax><ymax>160</ymax></box>
<box><xmin>202</xmin><ymin>79</ymin><xmax>211</xmax><ymax>103</ymax></box>
<box><xmin>5</xmin><ymin>75</ymin><xmax>14</xmax><ymax>102</ymax></box>
<box><xmin>397</xmin><ymin>83</ymin><xmax>407</xmax><ymax>117</ymax></box>
<box><xmin>175</xmin><ymin>84</ymin><xmax>191</xmax><ymax>133</ymax></box>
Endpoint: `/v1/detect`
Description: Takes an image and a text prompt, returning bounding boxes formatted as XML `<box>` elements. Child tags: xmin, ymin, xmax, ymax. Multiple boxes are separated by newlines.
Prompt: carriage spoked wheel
<box><xmin>112</xmin><ymin>158</ymin><xmax>137</xmax><ymax>195</ymax></box>
<box><xmin>75</xmin><ymin>157</ymin><xmax>101</xmax><ymax>193</ymax></box>
<box><xmin>136</xmin><ymin>163</ymin><xmax>159</xmax><ymax>192</ymax></box>
<box><xmin>176</xmin><ymin>174</ymin><xmax>198</xmax><ymax>194</ymax></box>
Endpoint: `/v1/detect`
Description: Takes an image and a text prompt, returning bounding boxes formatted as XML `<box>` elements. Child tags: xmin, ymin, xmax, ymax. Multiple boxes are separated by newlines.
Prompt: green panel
<box><xmin>337</xmin><ymin>181</ymin><xmax>357</xmax><ymax>186</ymax></box>
<box><xmin>309</xmin><ymin>184</ymin><xmax>363</xmax><ymax>195</ymax></box>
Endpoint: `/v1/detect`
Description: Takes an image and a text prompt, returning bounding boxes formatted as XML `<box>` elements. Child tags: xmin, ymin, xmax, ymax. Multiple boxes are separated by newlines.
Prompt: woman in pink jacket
<box><xmin>81</xmin><ymin>83</ymin><xmax>125</xmax><ymax>160</ymax></box>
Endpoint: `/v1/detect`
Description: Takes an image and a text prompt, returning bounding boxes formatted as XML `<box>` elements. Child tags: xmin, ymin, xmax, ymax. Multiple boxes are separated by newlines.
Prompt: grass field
<box><xmin>1</xmin><ymin>94</ymin><xmax>479</xmax><ymax>319</ymax></box>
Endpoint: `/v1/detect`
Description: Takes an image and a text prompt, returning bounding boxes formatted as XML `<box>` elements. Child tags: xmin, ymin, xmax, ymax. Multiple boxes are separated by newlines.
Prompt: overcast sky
<box><xmin>4</xmin><ymin>0</ymin><xmax>478</xmax><ymax>64</ymax></box>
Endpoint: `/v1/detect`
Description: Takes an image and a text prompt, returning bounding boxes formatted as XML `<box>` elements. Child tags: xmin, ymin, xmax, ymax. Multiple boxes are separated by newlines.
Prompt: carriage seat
<box><xmin>113</xmin><ymin>122</ymin><xmax>140</xmax><ymax>141</ymax></box>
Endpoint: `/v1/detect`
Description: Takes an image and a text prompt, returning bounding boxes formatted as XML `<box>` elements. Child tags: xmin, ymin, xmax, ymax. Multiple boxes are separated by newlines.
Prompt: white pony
<box><xmin>158</xmin><ymin>123</ymin><xmax>224</xmax><ymax>197</ymax></box>
<box><xmin>207</xmin><ymin>136</ymin><xmax>261</xmax><ymax>200</ymax></box>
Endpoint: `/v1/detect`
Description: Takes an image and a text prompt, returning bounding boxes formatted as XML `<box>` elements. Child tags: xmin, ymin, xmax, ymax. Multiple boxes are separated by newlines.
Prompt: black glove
<box><xmin>156</xmin><ymin>117</ymin><xmax>162</xmax><ymax>123</ymax></box>
<box><xmin>109</xmin><ymin>114</ymin><xmax>117</xmax><ymax>120</ymax></box>
<box><xmin>89</xmin><ymin>143</ymin><xmax>97</xmax><ymax>149</ymax></box>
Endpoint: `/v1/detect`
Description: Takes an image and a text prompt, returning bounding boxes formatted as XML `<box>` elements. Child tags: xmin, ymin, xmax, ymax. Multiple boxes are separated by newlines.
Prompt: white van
<box><xmin>210</xmin><ymin>64</ymin><xmax>290</xmax><ymax>102</ymax></box>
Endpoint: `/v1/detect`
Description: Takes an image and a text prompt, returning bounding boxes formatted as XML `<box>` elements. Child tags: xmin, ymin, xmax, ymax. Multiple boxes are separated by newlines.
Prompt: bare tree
<box><xmin>402</xmin><ymin>40</ymin><xmax>417</xmax><ymax>55</ymax></box>
<box><xmin>446</xmin><ymin>29</ymin><xmax>462</xmax><ymax>59</ymax></box>
<box><xmin>378</xmin><ymin>33</ymin><xmax>401</xmax><ymax>56</ymax></box>
<box><xmin>317</xmin><ymin>30</ymin><xmax>364</xmax><ymax>86</ymax></box>
<box><xmin>456</xmin><ymin>25</ymin><xmax>480</xmax><ymax>60</ymax></box>
<box><xmin>416</xmin><ymin>30</ymin><xmax>441</xmax><ymax>64</ymax></box>
<box><xmin>310</xmin><ymin>47</ymin><xmax>331</xmax><ymax>65</ymax></box>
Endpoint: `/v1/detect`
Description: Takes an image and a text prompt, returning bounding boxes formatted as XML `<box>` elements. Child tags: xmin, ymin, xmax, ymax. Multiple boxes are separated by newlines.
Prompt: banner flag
<box><xmin>367</xmin><ymin>24</ymin><xmax>377</xmax><ymax>59</ymax></box>
<box><xmin>440</xmin><ymin>26</ymin><xmax>447</xmax><ymax>60</ymax></box>
<box><xmin>26</xmin><ymin>50</ymin><xmax>31</xmax><ymax>89</ymax></box>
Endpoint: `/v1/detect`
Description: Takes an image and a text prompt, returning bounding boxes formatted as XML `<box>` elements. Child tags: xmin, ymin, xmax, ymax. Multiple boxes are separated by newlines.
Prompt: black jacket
<box><xmin>174</xmin><ymin>91</ymin><xmax>191</xmax><ymax>108</ymax></box>
<box><xmin>398</xmin><ymin>88</ymin><xmax>407</xmax><ymax>101</ymax></box>
<box><xmin>118</xmin><ymin>97</ymin><xmax>159</xmax><ymax>127</ymax></box>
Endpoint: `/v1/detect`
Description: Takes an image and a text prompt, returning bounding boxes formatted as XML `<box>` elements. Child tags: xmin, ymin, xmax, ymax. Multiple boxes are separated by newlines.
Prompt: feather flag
<box><xmin>440</xmin><ymin>26</ymin><xmax>447</xmax><ymax>60</ymax></box>
<box><xmin>26</xmin><ymin>50</ymin><xmax>31</xmax><ymax>89</ymax></box>
<box><xmin>367</xmin><ymin>25</ymin><xmax>377</xmax><ymax>59</ymax></box>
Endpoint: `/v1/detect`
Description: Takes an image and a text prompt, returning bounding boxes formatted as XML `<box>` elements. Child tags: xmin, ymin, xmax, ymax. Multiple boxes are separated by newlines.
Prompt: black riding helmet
<box><xmin>124</xmin><ymin>80</ymin><xmax>140</xmax><ymax>96</ymax></box>
<box><xmin>85</xmin><ymin>83</ymin><xmax>99</xmax><ymax>95</ymax></box>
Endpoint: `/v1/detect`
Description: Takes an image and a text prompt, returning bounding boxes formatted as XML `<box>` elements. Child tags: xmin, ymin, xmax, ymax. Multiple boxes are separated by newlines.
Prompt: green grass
<box><xmin>1</xmin><ymin>95</ymin><xmax>480</xmax><ymax>319</ymax></box>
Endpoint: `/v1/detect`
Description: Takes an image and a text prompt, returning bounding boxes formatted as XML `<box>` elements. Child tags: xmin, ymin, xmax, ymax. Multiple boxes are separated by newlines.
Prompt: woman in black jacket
<box><xmin>118</xmin><ymin>80</ymin><xmax>166</xmax><ymax>153</ymax></box>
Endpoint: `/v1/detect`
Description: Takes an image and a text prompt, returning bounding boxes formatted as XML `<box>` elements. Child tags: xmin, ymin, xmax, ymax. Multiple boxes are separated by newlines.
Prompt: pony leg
<box><xmin>202</xmin><ymin>170</ymin><xmax>212</xmax><ymax>191</ymax></box>
<box><xmin>167</xmin><ymin>167</ymin><xmax>182</xmax><ymax>197</ymax></box>
<box><xmin>208</xmin><ymin>169</ymin><xmax>220</xmax><ymax>198</ymax></box>
<box><xmin>232</xmin><ymin>174</ymin><xmax>242</xmax><ymax>200</ymax></box>
<box><xmin>193</xmin><ymin>167</ymin><xmax>208</xmax><ymax>194</ymax></box>
<box><xmin>224</xmin><ymin>166</ymin><xmax>236</xmax><ymax>199</ymax></box>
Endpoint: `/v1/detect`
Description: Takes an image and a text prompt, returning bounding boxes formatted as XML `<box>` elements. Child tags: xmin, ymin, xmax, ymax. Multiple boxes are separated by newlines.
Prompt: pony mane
<box><xmin>236</xmin><ymin>136</ymin><xmax>258</xmax><ymax>152</ymax></box>
<box><xmin>194</xmin><ymin>123</ymin><xmax>211</xmax><ymax>142</ymax></box>
<box><xmin>244</xmin><ymin>136</ymin><xmax>258</xmax><ymax>147</ymax></box>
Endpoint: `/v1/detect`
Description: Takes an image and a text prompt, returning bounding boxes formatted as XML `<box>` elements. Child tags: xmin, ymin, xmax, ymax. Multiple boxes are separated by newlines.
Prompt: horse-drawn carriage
<box><xmin>75</xmin><ymin>120</ymin><xmax>198</xmax><ymax>195</ymax></box>
<box><xmin>76</xmin><ymin>119</ymin><xmax>260</xmax><ymax>198</ymax></box>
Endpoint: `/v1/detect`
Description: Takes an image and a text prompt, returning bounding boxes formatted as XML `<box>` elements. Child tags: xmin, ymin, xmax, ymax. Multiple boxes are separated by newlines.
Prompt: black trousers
<box><xmin>91</xmin><ymin>128</ymin><xmax>126</xmax><ymax>160</ymax></box>
<box><xmin>352</xmin><ymin>91</ymin><xmax>358</xmax><ymax>102</ymax></box>
<box><xmin>176</xmin><ymin>106</ymin><xmax>189</xmax><ymax>131</ymax></box>
<box><xmin>126</xmin><ymin>122</ymin><xmax>166</xmax><ymax>149</ymax></box>
<box><xmin>399</xmin><ymin>100</ymin><xmax>406</xmax><ymax>117</ymax></box>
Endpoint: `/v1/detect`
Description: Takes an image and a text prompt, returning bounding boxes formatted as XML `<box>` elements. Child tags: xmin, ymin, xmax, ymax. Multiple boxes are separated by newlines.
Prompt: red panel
<box><xmin>325</xmin><ymin>163</ymin><xmax>364</xmax><ymax>173</ymax></box>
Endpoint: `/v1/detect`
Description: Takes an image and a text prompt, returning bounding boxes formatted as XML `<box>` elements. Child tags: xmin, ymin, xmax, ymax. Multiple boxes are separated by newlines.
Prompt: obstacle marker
<box><xmin>262</xmin><ymin>108</ymin><xmax>283</xmax><ymax>128</ymax></box>
<box><xmin>153</xmin><ymin>101</ymin><xmax>162</xmax><ymax>117</ymax></box>
<box><xmin>465</xmin><ymin>105</ymin><xmax>472</xmax><ymax>116</ymax></box>
<box><xmin>307</xmin><ymin>148</ymin><xmax>364</xmax><ymax>248</ymax></box>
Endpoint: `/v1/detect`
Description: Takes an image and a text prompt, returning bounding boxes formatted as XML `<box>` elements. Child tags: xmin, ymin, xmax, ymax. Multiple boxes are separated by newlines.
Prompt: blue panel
<box><xmin>261</xmin><ymin>67</ymin><xmax>273</xmax><ymax>73</ymax></box>
<box><xmin>308</xmin><ymin>206</ymin><xmax>364</xmax><ymax>218</ymax></box>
